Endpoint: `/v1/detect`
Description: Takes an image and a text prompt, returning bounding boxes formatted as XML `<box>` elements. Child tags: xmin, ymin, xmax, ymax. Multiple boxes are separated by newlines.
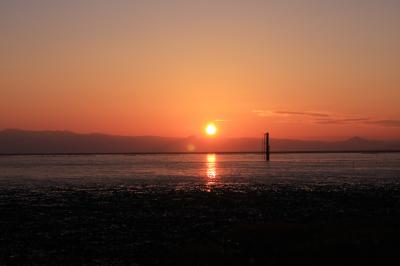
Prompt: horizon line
<box><xmin>1</xmin><ymin>150</ymin><xmax>400</xmax><ymax>156</ymax></box>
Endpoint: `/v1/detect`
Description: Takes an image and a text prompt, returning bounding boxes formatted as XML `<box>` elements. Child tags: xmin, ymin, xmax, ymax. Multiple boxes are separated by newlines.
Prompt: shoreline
<box><xmin>1</xmin><ymin>150</ymin><xmax>400</xmax><ymax>156</ymax></box>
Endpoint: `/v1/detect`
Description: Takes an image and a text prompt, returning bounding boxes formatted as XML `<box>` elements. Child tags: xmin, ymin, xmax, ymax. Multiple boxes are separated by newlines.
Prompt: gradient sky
<box><xmin>1</xmin><ymin>0</ymin><xmax>400</xmax><ymax>140</ymax></box>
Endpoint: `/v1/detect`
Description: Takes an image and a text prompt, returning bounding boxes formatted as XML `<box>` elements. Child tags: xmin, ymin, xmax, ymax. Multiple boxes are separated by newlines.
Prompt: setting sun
<box><xmin>205</xmin><ymin>123</ymin><xmax>217</xmax><ymax>136</ymax></box>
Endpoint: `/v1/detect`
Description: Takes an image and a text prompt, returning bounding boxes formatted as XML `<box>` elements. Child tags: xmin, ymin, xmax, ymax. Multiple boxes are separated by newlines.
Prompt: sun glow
<box><xmin>205</xmin><ymin>123</ymin><xmax>217</xmax><ymax>136</ymax></box>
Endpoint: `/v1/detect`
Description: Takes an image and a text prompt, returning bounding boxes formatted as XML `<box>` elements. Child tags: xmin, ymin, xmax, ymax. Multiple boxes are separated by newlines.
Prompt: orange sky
<box><xmin>1</xmin><ymin>1</ymin><xmax>400</xmax><ymax>140</ymax></box>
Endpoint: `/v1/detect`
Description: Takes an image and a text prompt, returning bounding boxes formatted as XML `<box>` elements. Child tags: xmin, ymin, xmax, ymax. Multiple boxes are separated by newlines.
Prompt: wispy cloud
<box><xmin>365</xmin><ymin>120</ymin><xmax>400</xmax><ymax>127</ymax></box>
<box><xmin>253</xmin><ymin>109</ymin><xmax>400</xmax><ymax>128</ymax></box>
<box><xmin>252</xmin><ymin>110</ymin><xmax>274</xmax><ymax>117</ymax></box>
<box><xmin>252</xmin><ymin>109</ymin><xmax>330</xmax><ymax>118</ymax></box>
<box><xmin>274</xmin><ymin>111</ymin><xmax>330</xmax><ymax>118</ymax></box>
<box><xmin>315</xmin><ymin>117</ymin><xmax>370</xmax><ymax>124</ymax></box>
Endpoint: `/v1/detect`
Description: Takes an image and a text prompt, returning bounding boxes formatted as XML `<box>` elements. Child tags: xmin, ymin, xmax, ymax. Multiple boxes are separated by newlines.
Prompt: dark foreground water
<box><xmin>1</xmin><ymin>153</ymin><xmax>400</xmax><ymax>265</ymax></box>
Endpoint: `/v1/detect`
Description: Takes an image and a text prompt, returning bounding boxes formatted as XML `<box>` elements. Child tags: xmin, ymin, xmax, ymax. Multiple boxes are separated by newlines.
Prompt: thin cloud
<box><xmin>274</xmin><ymin>111</ymin><xmax>330</xmax><ymax>118</ymax></box>
<box><xmin>315</xmin><ymin>117</ymin><xmax>370</xmax><ymax>124</ymax></box>
<box><xmin>252</xmin><ymin>110</ymin><xmax>274</xmax><ymax>117</ymax></box>
<box><xmin>253</xmin><ymin>109</ymin><xmax>400</xmax><ymax>128</ymax></box>
<box><xmin>365</xmin><ymin>120</ymin><xmax>400</xmax><ymax>127</ymax></box>
<box><xmin>252</xmin><ymin>110</ymin><xmax>329</xmax><ymax>118</ymax></box>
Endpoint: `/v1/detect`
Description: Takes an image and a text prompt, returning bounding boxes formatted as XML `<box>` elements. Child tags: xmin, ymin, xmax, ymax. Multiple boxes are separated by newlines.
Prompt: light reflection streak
<box><xmin>206</xmin><ymin>154</ymin><xmax>217</xmax><ymax>190</ymax></box>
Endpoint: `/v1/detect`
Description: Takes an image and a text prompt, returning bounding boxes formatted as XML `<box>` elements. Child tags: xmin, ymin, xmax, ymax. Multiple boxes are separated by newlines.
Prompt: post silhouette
<box><xmin>263</xmin><ymin>132</ymin><xmax>270</xmax><ymax>161</ymax></box>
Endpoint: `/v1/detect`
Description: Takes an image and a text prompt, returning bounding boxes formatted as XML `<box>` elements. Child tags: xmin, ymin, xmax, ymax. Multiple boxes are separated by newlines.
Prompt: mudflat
<box><xmin>1</xmin><ymin>184</ymin><xmax>400</xmax><ymax>265</ymax></box>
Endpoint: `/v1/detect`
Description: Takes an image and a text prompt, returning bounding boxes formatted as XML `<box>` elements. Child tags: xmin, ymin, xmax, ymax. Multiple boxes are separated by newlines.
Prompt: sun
<box><xmin>205</xmin><ymin>123</ymin><xmax>217</xmax><ymax>136</ymax></box>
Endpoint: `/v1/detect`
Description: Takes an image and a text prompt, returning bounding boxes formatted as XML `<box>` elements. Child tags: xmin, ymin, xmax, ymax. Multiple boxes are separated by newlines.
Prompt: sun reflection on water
<box><xmin>206</xmin><ymin>154</ymin><xmax>217</xmax><ymax>190</ymax></box>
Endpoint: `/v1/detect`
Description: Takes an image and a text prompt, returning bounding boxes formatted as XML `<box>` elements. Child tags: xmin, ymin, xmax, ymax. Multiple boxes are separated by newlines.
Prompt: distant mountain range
<box><xmin>1</xmin><ymin>129</ymin><xmax>400</xmax><ymax>154</ymax></box>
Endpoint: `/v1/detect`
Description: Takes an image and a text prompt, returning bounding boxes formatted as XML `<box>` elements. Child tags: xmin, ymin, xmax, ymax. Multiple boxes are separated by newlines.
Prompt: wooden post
<box><xmin>265</xmin><ymin>132</ymin><xmax>270</xmax><ymax>161</ymax></box>
<box><xmin>262</xmin><ymin>133</ymin><xmax>265</xmax><ymax>160</ymax></box>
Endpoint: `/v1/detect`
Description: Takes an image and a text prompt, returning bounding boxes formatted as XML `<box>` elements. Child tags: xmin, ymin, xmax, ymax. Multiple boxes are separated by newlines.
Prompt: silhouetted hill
<box><xmin>0</xmin><ymin>129</ymin><xmax>399</xmax><ymax>154</ymax></box>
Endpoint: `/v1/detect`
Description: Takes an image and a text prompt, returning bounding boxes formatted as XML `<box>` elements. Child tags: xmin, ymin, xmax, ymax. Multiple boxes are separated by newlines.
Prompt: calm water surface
<box><xmin>1</xmin><ymin>153</ymin><xmax>400</xmax><ymax>188</ymax></box>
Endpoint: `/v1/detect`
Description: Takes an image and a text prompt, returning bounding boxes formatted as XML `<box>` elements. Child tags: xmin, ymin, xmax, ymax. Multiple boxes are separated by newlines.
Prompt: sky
<box><xmin>1</xmin><ymin>0</ymin><xmax>400</xmax><ymax>140</ymax></box>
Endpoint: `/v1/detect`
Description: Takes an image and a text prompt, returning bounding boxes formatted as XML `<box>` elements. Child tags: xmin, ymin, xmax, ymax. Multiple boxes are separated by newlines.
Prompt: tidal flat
<box><xmin>1</xmin><ymin>183</ymin><xmax>400</xmax><ymax>265</ymax></box>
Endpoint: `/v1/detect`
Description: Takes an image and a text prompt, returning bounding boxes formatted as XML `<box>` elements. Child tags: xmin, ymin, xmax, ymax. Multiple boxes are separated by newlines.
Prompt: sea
<box><xmin>2</xmin><ymin>152</ymin><xmax>400</xmax><ymax>265</ymax></box>
<box><xmin>1</xmin><ymin>152</ymin><xmax>400</xmax><ymax>188</ymax></box>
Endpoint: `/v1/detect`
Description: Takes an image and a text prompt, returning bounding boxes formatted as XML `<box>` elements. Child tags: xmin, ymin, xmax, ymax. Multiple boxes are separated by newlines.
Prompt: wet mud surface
<box><xmin>1</xmin><ymin>183</ymin><xmax>400</xmax><ymax>265</ymax></box>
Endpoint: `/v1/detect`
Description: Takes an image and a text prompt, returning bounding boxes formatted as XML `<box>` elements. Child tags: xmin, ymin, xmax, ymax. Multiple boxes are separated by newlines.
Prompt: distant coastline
<box><xmin>1</xmin><ymin>150</ymin><xmax>400</xmax><ymax>156</ymax></box>
<box><xmin>1</xmin><ymin>129</ymin><xmax>400</xmax><ymax>155</ymax></box>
